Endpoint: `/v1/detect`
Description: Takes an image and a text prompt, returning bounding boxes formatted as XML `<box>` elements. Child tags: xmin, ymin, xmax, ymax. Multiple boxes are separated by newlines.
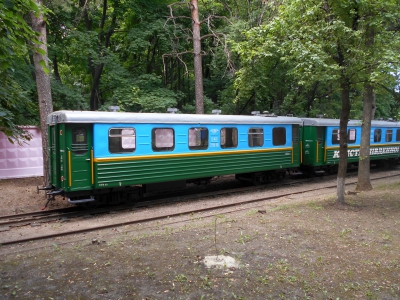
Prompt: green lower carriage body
<box><xmin>94</xmin><ymin>148</ymin><xmax>299</xmax><ymax>189</ymax></box>
<box><xmin>325</xmin><ymin>145</ymin><xmax>400</xmax><ymax>165</ymax></box>
<box><xmin>301</xmin><ymin>143</ymin><xmax>400</xmax><ymax>174</ymax></box>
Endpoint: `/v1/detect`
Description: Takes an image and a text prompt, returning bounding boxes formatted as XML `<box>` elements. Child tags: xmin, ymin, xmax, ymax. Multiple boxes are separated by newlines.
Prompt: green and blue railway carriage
<box><xmin>47</xmin><ymin>111</ymin><xmax>303</xmax><ymax>203</ymax></box>
<box><xmin>300</xmin><ymin>118</ymin><xmax>400</xmax><ymax>173</ymax></box>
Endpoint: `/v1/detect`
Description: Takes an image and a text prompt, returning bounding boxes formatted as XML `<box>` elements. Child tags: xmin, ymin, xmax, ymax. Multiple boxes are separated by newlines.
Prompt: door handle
<box><xmin>86</xmin><ymin>158</ymin><xmax>91</xmax><ymax>161</ymax></box>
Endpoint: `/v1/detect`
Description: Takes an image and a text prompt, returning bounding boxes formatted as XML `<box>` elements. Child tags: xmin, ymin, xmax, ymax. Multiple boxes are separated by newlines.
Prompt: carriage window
<box><xmin>332</xmin><ymin>129</ymin><xmax>356</xmax><ymax>144</ymax></box>
<box><xmin>72</xmin><ymin>127</ymin><xmax>88</xmax><ymax>155</ymax></box>
<box><xmin>152</xmin><ymin>128</ymin><xmax>174</xmax><ymax>152</ymax></box>
<box><xmin>221</xmin><ymin>128</ymin><xmax>238</xmax><ymax>148</ymax></box>
<box><xmin>348</xmin><ymin>129</ymin><xmax>356</xmax><ymax>144</ymax></box>
<box><xmin>397</xmin><ymin>129</ymin><xmax>400</xmax><ymax>141</ymax></box>
<box><xmin>332</xmin><ymin>129</ymin><xmax>340</xmax><ymax>144</ymax></box>
<box><xmin>248</xmin><ymin>128</ymin><xmax>264</xmax><ymax>147</ymax></box>
<box><xmin>273</xmin><ymin>127</ymin><xmax>286</xmax><ymax>146</ymax></box>
<box><xmin>374</xmin><ymin>129</ymin><xmax>382</xmax><ymax>142</ymax></box>
<box><xmin>386</xmin><ymin>130</ymin><xmax>393</xmax><ymax>142</ymax></box>
<box><xmin>189</xmin><ymin>128</ymin><xmax>208</xmax><ymax>150</ymax></box>
<box><xmin>109</xmin><ymin>128</ymin><xmax>136</xmax><ymax>153</ymax></box>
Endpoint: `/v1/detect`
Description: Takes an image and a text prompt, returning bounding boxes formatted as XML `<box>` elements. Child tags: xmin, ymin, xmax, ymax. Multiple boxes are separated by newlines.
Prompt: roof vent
<box><xmin>167</xmin><ymin>108</ymin><xmax>178</xmax><ymax>114</ymax></box>
<box><xmin>109</xmin><ymin>106</ymin><xmax>120</xmax><ymax>112</ymax></box>
<box><xmin>316</xmin><ymin>114</ymin><xmax>323</xmax><ymax>118</ymax></box>
<box><xmin>251</xmin><ymin>111</ymin><xmax>260</xmax><ymax>116</ymax></box>
<box><xmin>212</xmin><ymin>110</ymin><xmax>222</xmax><ymax>115</ymax></box>
<box><xmin>261</xmin><ymin>111</ymin><xmax>276</xmax><ymax>117</ymax></box>
<box><xmin>286</xmin><ymin>114</ymin><xmax>293</xmax><ymax>117</ymax></box>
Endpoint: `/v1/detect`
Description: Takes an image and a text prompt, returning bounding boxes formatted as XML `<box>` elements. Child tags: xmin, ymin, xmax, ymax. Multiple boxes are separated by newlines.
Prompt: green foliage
<box><xmin>0</xmin><ymin>0</ymin><xmax>41</xmax><ymax>70</ymax></box>
<box><xmin>3</xmin><ymin>0</ymin><xmax>400</xmax><ymax>129</ymax></box>
<box><xmin>231</xmin><ymin>0</ymin><xmax>400</xmax><ymax>118</ymax></box>
<box><xmin>181</xmin><ymin>96</ymin><xmax>217</xmax><ymax>114</ymax></box>
<box><xmin>51</xmin><ymin>78</ymin><xmax>88</xmax><ymax>111</ymax></box>
<box><xmin>0</xmin><ymin>0</ymin><xmax>42</xmax><ymax>141</ymax></box>
<box><xmin>111</xmin><ymin>74</ymin><xmax>183</xmax><ymax>113</ymax></box>
<box><xmin>0</xmin><ymin>69</ymin><xmax>38</xmax><ymax>143</ymax></box>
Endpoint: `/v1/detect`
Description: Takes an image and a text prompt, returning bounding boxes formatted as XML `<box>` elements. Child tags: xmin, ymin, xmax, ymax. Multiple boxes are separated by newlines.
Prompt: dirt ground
<box><xmin>0</xmin><ymin>177</ymin><xmax>70</xmax><ymax>215</ymax></box>
<box><xmin>0</xmin><ymin>174</ymin><xmax>400</xmax><ymax>299</ymax></box>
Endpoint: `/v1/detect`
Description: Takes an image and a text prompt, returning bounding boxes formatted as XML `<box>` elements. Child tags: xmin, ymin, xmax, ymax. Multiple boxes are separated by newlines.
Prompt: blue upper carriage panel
<box><xmin>300</xmin><ymin>117</ymin><xmax>400</xmax><ymax>147</ymax></box>
<box><xmin>40</xmin><ymin>110</ymin><xmax>301</xmax><ymax>158</ymax></box>
<box><xmin>45</xmin><ymin>110</ymin><xmax>303</xmax><ymax>158</ymax></box>
<box><xmin>369</xmin><ymin>122</ymin><xmax>400</xmax><ymax>145</ymax></box>
<box><xmin>92</xmin><ymin>123</ymin><xmax>298</xmax><ymax>158</ymax></box>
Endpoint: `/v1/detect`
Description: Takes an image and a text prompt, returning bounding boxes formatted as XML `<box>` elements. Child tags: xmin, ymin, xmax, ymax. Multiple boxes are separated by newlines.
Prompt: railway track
<box><xmin>0</xmin><ymin>180</ymin><xmax>262</xmax><ymax>228</ymax></box>
<box><xmin>0</xmin><ymin>170</ymin><xmax>398</xmax><ymax>247</ymax></box>
<box><xmin>0</xmin><ymin>174</ymin><xmax>304</xmax><ymax>228</ymax></box>
<box><xmin>0</xmin><ymin>172</ymin><xmax>329</xmax><ymax>229</ymax></box>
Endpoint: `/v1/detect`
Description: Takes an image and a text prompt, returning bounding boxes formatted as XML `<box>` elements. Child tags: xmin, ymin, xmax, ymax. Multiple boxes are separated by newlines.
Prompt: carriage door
<box><xmin>67</xmin><ymin>124</ymin><xmax>93</xmax><ymax>191</ymax></box>
<box><xmin>316</xmin><ymin>127</ymin><xmax>325</xmax><ymax>164</ymax></box>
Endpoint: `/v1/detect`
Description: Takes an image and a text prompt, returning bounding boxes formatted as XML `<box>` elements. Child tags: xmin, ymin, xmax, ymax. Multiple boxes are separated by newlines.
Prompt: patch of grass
<box><xmin>271</xmin><ymin>204</ymin><xmax>290</xmax><ymax>211</ymax></box>
<box><xmin>246</xmin><ymin>209</ymin><xmax>258</xmax><ymax>216</ymax></box>
<box><xmin>174</xmin><ymin>274</ymin><xmax>188</xmax><ymax>283</ymax></box>
<box><xmin>235</xmin><ymin>231</ymin><xmax>252</xmax><ymax>245</ymax></box>
<box><xmin>340</xmin><ymin>228</ymin><xmax>353</xmax><ymax>237</ymax></box>
<box><xmin>309</xmin><ymin>202</ymin><xmax>324</xmax><ymax>210</ymax></box>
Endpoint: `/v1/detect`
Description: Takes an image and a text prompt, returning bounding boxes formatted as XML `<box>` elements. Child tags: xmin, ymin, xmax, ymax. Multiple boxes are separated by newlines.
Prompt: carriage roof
<box><xmin>47</xmin><ymin>110</ymin><xmax>304</xmax><ymax>125</ymax></box>
<box><xmin>301</xmin><ymin>118</ymin><xmax>400</xmax><ymax>127</ymax></box>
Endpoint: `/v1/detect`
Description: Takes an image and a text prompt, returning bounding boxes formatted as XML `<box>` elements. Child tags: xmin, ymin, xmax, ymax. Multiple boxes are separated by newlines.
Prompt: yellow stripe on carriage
<box><xmin>91</xmin><ymin>149</ymin><xmax>94</xmax><ymax>184</ymax></box>
<box><xmin>300</xmin><ymin>141</ymin><xmax>303</xmax><ymax>163</ymax></box>
<box><xmin>68</xmin><ymin>150</ymin><xmax>72</xmax><ymax>187</ymax></box>
<box><xmin>93</xmin><ymin>147</ymin><xmax>293</xmax><ymax>163</ymax></box>
<box><xmin>291</xmin><ymin>142</ymin><xmax>294</xmax><ymax>164</ymax></box>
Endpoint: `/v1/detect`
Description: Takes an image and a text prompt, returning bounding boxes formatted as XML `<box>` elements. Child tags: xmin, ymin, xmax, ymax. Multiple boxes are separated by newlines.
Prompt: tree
<box><xmin>233</xmin><ymin>0</ymin><xmax>400</xmax><ymax>204</ymax></box>
<box><xmin>31</xmin><ymin>0</ymin><xmax>53</xmax><ymax>185</ymax></box>
<box><xmin>78</xmin><ymin>0</ymin><xmax>119</xmax><ymax>111</ymax></box>
<box><xmin>191</xmin><ymin>0</ymin><xmax>204</xmax><ymax>114</ymax></box>
<box><xmin>356</xmin><ymin>25</ymin><xmax>375</xmax><ymax>192</ymax></box>
<box><xmin>165</xmin><ymin>0</ymin><xmax>234</xmax><ymax>114</ymax></box>
<box><xmin>356</xmin><ymin>1</ymin><xmax>400</xmax><ymax>191</ymax></box>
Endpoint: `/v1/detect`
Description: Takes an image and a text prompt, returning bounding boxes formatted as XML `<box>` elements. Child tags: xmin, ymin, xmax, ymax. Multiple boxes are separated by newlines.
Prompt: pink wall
<box><xmin>0</xmin><ymin>127</ymin><xmax>44</xmax><ymax>179</ymax></box>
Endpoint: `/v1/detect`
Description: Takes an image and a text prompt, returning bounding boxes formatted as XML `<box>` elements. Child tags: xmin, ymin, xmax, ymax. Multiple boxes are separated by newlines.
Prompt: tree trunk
<box><xmin>89</xmin><ymin>65</ymin><xmax>104</xmax><ymax>111</ymax></box>
<box><xmin>336</xmin><ymin>79</ymin><xmax>351</xmax><ymax>204</ymax></box>
<box><xmin>31</xmin><ymin>1</ymin><xmax>53</xmax><ymax>186</ymax></box>
<box><xmin>356</xmin><ymin>83</ymin><xmax>374</xmax><ymax>191</ymax></box>
<box><xmin>191</xmin><ymin>0</ymin><xmax>204</xmax><ymax>114</ymax></box>
<box><xmin>356</xmin><ymin>25</ymin><xmax>375</xmax><ymax>192</ymax></box>
<box><xmin>53</xmin><ymin>54</ymin><xmax>62</xmax><ymax>83</ymax></box>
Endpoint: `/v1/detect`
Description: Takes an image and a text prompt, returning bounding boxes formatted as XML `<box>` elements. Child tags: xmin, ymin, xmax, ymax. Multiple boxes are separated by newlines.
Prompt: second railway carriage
<box><xmin>45</xmin><ymin>111</ymin><xmax>303</xmax><ymax>204</ymax></box>
<box><xmin>300</xmin><ymin>118</ymin><xmax>400</xmax><ymax>174</ymax></box>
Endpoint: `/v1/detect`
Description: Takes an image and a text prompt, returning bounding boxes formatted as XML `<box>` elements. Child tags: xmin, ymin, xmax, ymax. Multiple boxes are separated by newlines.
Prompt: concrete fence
<box><xmin>0</xmin><ymin>127</ymin><xmax>43</xmax><ymax>179</ymax></box>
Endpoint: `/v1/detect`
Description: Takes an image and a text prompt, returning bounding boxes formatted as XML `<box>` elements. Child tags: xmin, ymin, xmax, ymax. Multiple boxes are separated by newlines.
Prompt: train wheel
<box><xmin>268</xmin><ymin>172</ymin><xmax>278</xmax><ymax>183</ymax></box>
<box><xmin>78</xmin><ymin>201</ymin><xmax>98</xmax><ymax>209</ymax></box>
<box><xmin>251</xmin><ymin>173</ymin><xmax>262</xmax><ymax>185</ymax></box>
